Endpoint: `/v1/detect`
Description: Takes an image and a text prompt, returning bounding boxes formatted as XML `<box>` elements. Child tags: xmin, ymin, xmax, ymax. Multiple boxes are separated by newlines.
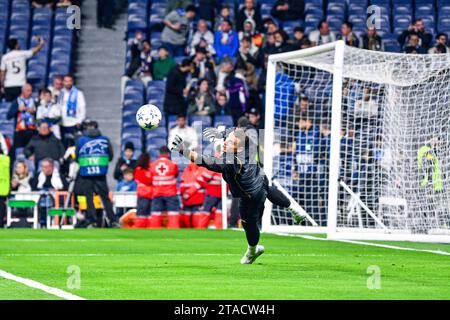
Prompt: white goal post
<box><xmin>263</xmin><ymin>40</ymin><xmax>450</xmax><ymax>243</ymax></box>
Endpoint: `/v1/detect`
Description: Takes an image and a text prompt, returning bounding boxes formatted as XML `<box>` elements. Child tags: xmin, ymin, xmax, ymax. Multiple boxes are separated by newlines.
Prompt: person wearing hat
<box><xmin>114</xmin><ymin>141</ymin><xmax>137</xmax><ymax>181</ymax></box>
<box><xmin>152</xmin><ymin>45</ymin><xmax>177</xmax><ymax>81</ymax></box>
<box><xmin>247</xmin><ymin>107</ymin><xmax>264</xmax><ymax>130</ymax></box>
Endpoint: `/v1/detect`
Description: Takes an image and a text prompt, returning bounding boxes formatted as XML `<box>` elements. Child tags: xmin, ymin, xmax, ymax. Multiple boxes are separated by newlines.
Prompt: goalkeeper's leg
<box><xmin>266</xmin><ymin>185</ymin><xmax>306</xmax><ymax>225</ymax></box>
<box><xmin>239</xmin><ymin>189</ymin><xmax>266</xmax><ymax>265</ymax></box>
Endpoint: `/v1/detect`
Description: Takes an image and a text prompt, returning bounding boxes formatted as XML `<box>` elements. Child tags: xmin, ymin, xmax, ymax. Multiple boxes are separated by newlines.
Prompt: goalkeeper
<box><xmin>169</xmin><ymin>126</ymin><xmax>305</xmax><ymax>264</ymax></box>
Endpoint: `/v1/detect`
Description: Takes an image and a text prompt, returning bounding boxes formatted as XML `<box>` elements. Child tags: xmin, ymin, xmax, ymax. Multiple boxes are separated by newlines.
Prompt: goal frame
<box><xmin>262</xmin><ymin>40</ymin><xmax>450</xmax><ymax>243</ymax></box>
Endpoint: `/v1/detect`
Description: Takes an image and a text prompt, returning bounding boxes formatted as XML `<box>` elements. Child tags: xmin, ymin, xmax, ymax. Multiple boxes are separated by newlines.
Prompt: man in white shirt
<box><xmin>58</xmin><ymin>74</ymin><xmax>86</xmax><ymax>143</ymax></box>
<box><xmin>0</xmin><ymin>37</ymin><xmax>45</xmax><ymax>101</ymax></box>
<box><xmin>168</xmin><ymin>115</ymin><xmax>198</xmax><ymax>151</ymax></box>
<box><xmin>308</xmin><ymin>21</ymin><xmax>336</xmax><ymax>46</ymax></box>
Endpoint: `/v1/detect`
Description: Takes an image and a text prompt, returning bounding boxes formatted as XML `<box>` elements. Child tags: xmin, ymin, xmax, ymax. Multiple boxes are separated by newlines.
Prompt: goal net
<box><xmin>263</xmin><ymin>41</ymin><xmax>450</xmax><ymax>243</ymax></box>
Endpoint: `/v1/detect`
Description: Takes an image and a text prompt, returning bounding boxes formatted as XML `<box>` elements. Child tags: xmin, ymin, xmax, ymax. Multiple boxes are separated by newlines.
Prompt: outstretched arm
<box><xmin>168</xmin><ymin>135</ymin><xmax>227</xmax><ymax>173</ymax></box>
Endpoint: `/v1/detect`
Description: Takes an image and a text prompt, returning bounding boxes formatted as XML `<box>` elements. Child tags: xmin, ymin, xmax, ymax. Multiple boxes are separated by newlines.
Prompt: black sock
<box><xmin>242</xmin><ymin>220</ymin><xmax>260</xmax><ymax>247</ymax></box>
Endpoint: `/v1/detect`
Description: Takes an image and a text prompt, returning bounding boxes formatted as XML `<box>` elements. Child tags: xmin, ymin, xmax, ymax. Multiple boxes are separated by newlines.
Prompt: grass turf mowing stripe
<box><xmin>277</xmin><ymin>234</ymin><xmax>450</xmax><ymax>256</ymax></box>
<box><xmin>0</xmin><ymin>269</ymin><xmax>86</xmax><ymax>300</ymax></box>
<box><xmin>0</xmin><ymin>229</ymin><xmax>449</xmax><ymax>299</ymax></box>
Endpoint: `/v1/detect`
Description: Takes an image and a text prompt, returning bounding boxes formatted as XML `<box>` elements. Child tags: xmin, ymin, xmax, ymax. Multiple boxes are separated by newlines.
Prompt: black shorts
<box><xmin>238</xmin><ymin>188</ymin><xmax>267</xmax><ymax>225</ymax></box>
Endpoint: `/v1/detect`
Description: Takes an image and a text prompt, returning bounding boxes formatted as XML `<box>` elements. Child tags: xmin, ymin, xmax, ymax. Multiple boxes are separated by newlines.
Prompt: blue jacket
<box><xmin>296</xmin><ymin>126</ymin><xmax>321</xmax><ymax>174</ymax></box>
<box><xmin>214</xmin><ymin>30</ymin><xmax>239</xmax><ymax>60</ymax></box>
<box><xmin>116</xmin><ymin>180</ymin><xmax>137</xmax><ymax>192</ymax></box>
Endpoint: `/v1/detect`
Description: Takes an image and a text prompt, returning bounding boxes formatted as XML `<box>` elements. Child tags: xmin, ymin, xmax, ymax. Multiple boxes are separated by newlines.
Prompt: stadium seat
<box><xmin>214</xmin><ymin>115</ymin><xmax>234</xmax><ymax>127</ymax></box>
<box><xmin>189</xmin><ymin>115</ymin><xmax>212</xmax><ymax>128</ymax></box>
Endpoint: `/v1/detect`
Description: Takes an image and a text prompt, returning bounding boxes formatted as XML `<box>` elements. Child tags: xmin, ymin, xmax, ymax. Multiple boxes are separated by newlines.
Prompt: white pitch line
<box><xmin>0</xmin><ymin>253</ymin><xmax>346</xmax><ymax>257</ymax></box>
<box><xmin>0</xmin><ymin>269</ymin><xmax>86</xmax><ymax>300</ymax></box>
<box><xmin>272</xmin><ymin>233</ymin><xmax>450</xmax><ymax>256</ymax></box>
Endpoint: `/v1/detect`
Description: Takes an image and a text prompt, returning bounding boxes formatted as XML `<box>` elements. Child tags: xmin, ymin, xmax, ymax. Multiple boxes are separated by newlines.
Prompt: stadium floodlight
<box><xmin>263</xmin><ymin>40</ymin><xmax>450</xmax><ymax>243</ymax></box>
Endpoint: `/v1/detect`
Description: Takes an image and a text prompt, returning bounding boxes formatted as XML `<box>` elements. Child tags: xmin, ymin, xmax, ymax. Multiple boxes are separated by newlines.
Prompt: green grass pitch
<box><xmin>0</xmin><ymin>229</ymin><xmax>449</xmax><ymax>300</ymax></box>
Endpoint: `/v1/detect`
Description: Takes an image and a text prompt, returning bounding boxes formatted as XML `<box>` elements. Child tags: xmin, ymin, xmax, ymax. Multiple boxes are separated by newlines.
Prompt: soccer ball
<box><xmin>136</xmin><ymin>104</ymin><xmax>162</xmax><ymax>130</ymax></box>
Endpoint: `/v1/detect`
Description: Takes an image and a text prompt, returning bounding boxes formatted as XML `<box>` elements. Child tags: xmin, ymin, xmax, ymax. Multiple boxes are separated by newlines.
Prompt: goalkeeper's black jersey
<box><xmin>198</xmin><ymin>151</ymin><xmax>265</xmax><ymax>199</ymax></box>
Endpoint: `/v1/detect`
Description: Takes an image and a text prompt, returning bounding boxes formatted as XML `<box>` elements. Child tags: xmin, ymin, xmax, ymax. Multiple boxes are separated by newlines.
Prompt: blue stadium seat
<box><xmin>214</xmin><ymin>115</ymin><xmax>233</xmax><ymax>127</ymax></box>
<box><xmin>146</xmin><ymin>126</ymin><xmax>167</xmax><ymax>139</ymax></box>
<box><xmin>384</xmin><ymin>40</ymin><xmax>401</xmax><ymax>52</ymax></box>
<box><xmin>189</xmin><ymin>115</ymin><xmax>212</xmax><ymax>127</ymax></box>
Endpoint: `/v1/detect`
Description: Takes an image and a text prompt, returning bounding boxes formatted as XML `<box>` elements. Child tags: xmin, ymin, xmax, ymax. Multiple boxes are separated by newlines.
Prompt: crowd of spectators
<box><xmin>125</xmin><ymin>1</ymin><xmax>450</xmax><ymax>134</ymax></box>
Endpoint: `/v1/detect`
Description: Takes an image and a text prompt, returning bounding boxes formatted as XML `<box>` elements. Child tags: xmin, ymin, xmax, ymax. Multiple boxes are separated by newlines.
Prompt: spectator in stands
<box><xmin>361</xmin><ymin>26</ymin><xmax>384</xmax><ymax>51</ymax></box>
<box><xmin>152</xmin><ymin>46</ymin><xmax>177</xmax><ymax>81</ymax></box>
<box><xmin>31</xmin><ymin>157</ymin><xmax>66</xmax><ymax>227</ymax></box>
<box><xmin>138</xmin><ymin>40</ymin><xmax>154</xmax><ymax>85</ymax></box>
<box><xmin>97</xmin><ymin>0</ymin><xmax>115</xmax><ymax>29</ymax></box>
<box><xmin>168</xmin><ymin>114</ymin><xmax>198</xmax><ymax>151</ymax></box>
<box><xmin>59</xmin><ymin>74</ymin><xmax>86</xmax><ymax>142</ymax></box>
<box><xmin>338</xmin><ymin>22</ymin><xmax>359</xmax><ymax>48</ymax></box>
<box><xmin>0</xmin><ymin>132</ymin><xmax>8</xmax><ymax>156</ymax></box>
<box><xmin>354</xmin><ymin>87</ymin><xmax>379</xmax><ymax>121</ymax></box>
<box><xmin>402</xmin><ymin>32</ymin><xmax>426</xmax><ymax>54</ymax></box>
<box><xmin>398</xmin><ymin>19</ymin><xmax>432</xmax><ymax>50</ymax></box>
<box><xmin>11</xmin><ymin>160</ymin><xmax>32</xmax><ymax>193</ymax></box>
<box><xmin>246</xmin><ymin>107</ymin><xmax>263</xmax><ymax>130</ymax></box>
<box><xmin>31</xmin><ymin>158</ymin><xmax>66</xmax><ymax>191</ymax></box>
<box><xmin>24</xmin><ymin>121</ymin><xmax>65</xmax><ymax>170</ymax></box>
<box><xmin>36</xmin><ymin>88</ymin><xmax>62</xmax><ymax>139</ymax></box>
<box><xmin>236</xmin><ymin>36</ymin><xmax>259</xmax><ymax>69</ymax></box>
<box><xmin>7</xmin><ymin>84</ymin><xmax>37</xmax><ymax>156</ymax></box>
<box><xmin>189</xmin><ymin>19</ymin><xmax>215</xmax><ymax>56</ymax></box>
<box><xmin>215</xmin><ymin>92</ymin><xmax>231</xmax><ymax>116</ymax></box>
<box><xmin>116</xmin><ymin>168</ymin><xmax>137</xmax><ymax>192</ymax></box>
<box><xmin>163</xmin><ymin>59</ymin><xmax>193</xmax><ymax>118</ymax></box>
<box><xmin>298</xmin><ymin>96</ymin><xmax>314</xmax><ymax>120</ymax></box>
<box><xmin>214</xmin><ymin>5</ymin><xmax>232</xmax><ymax>31</ymax></box>
<box><xmin>309</xmin><ymin>21</ymin><xmax>336</xmax><ymax>46</ymax></box>
<box><xmin>270</xmin><ymin>0</ymin><xmax>304</xmax><ymax>22</ymax></box>
<box><xmin>428</xmin><ymin>33</ymin><xmax>450</xmax><ymax>54</ymax></box>
<box><xmin>162</xmin><ymin>5</ymin><xmax>197</xmax><ymax>57</ymax></box>
<box><xmin>125</xmin><ymin>31</ymin><xmax>145</xmax><ymax>79</ymax></box>
<box><xmin>214</xmin><ymin>20</ymin><xmax>240</xmax><ymax>62</ymax></box>
<box><xmin>290</xmin><ymin>27</ymin><xmax>307</xmax><ymax>50</ymax></box>
<box><xmin>226</xmin><ymin>68</ymin><xmax>250</xmax><ymax>124</ymax></box>
<box><xmin>150</xmin><ymin>146</ymin><xmax>180</xmax><ymax>228</ymax></box>
<box><xmin>48</xmin><ymin>75</ymin><xmax>64</xmax><ymax>103</ymax></box>
<box><xmin>236</xmin><ymin>0</ymin><xmax>263</xmax><ymax>33</ymax></box>
<box><xmin>134</xmin><ymin>152</ymin><xmax>153</xmax><ymax>228</ymax></box>
<box><xmin>166</xmin><ymin>0</ymin><xmax>193</xmax><ymax>15</ymax></box>
<box><xmin>215</xmin><ymin>56</ymin><xmax>234</xmax><ymax>93</ymax></box>
<box><xmin>31</xmin><ymin>0</ymin><xmax>55</xmax><ymax>8</ymax></box>
<box><xmin>190</xmin><ymin>47</ymin><xmax>216</xmax><ymax>85</ymax></box>
<box><xmin>56</xmin><ymin>0</ymin><xmax>72</xmax><ymax>8</ymax></box>
<box><xmin>114</xmin><ymin>141</ymin><xmax>137</xmax><ymax>181</ymax></box>
<box><xmin>296</xmin><ymin>116</ymin><xmax>321</xmax><ymax>224</ymax></box>
<box><xmin>239</xmin><ymin>20</ymin><xmax>264</xmax><ymax>50</ymax></box>
<box><xmin>187</xmin><ymin>78</ymin><xmax>216</xmax><ymax>116</ymax></box>
<box><xmin>272</xmin><ymin>30</ymin><xmax>290</xmax><ymax>54</ymax></box>
<box><xmin>0</xmin><ymin>37</ymin><xmax>45</xmax><ymax>102</ymax></box>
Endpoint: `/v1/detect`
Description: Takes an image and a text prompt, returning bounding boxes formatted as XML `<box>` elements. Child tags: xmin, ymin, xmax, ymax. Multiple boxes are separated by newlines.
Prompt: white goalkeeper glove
<box><xmin>203</xmin><ymin>125</ymin><xmax>226</xmax><ymax>142</ymax></box>
<box><xmin>168</xmin><ymin>135</ymin><xmax>186</xmax><ymax>154</ymax></box>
